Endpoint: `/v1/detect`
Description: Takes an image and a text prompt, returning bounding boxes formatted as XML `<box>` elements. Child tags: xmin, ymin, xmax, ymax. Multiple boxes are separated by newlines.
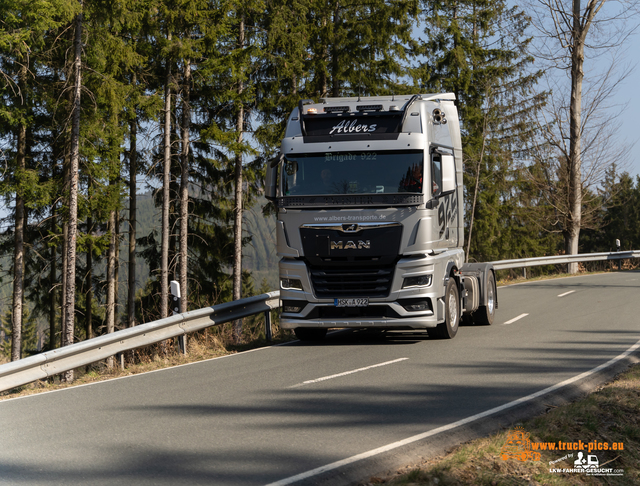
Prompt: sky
<box><xmin>603</xmin><ymin>39</ymin><xmax>640</xmax><ymax>178</ymax></box>
<box><xmin>516</xmin><ymin>0</ymin><xmax>640</xmax><ymax>180</ymax></box>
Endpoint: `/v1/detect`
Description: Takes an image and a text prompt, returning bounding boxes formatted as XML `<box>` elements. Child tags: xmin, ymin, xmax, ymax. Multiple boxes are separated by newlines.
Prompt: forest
<box><xmin>0</xmin><ymin>0</ymin><xmax>637</xmax><ymax>375</ymax></box>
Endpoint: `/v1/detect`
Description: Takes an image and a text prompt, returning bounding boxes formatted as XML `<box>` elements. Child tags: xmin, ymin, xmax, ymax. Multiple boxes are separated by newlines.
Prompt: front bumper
<box><xmin>278</xmin><ymin>250</ymin><xmax>464</xmax><ymax>329</ymax></box>
<box><xmin>279</xmin><ymin>314</ymin><xmax>439</xmax><ymax>330</ymax></box>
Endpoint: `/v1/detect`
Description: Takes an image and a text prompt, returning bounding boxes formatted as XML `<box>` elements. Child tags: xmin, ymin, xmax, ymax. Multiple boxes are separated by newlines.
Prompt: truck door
<box><xmin>431</xmin><ymin>150</ymin><xmax>458</xmax><ymax>249</ymax></box>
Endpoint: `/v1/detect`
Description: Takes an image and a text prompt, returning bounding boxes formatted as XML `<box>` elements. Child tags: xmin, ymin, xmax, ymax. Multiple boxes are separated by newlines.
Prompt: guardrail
<box><xmin>2</xmin><ymin>250</ymin><xmax>639</xmax><ymax>395</ymax></box>
<box><xmin>0</xmin><ymin>291</ymin><xmax>280</xmax><ymax>394</ymax></box>
<box><xmin>491</xmin><ymin>250</ymin><xmax>640</xmax><ymax>270</ymax></box>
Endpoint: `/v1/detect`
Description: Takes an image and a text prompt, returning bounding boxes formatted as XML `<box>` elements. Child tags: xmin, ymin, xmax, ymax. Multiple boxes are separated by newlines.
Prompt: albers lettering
<box><xmin>331</xmin><ymin>240</ymin><xmax>371</xmax><ymax>250</ymax></box>
<box><xmin>329</xmin><ymin>119</ymin><xmax>378</xmax><ymax>135</ymax></box>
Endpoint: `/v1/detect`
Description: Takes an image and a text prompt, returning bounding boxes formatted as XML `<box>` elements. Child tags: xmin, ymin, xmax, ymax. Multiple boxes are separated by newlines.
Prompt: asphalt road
<box><xmin>1</xmin><ymin>271</ymin><xmax>639</xmax><ymax>485</ymax></box>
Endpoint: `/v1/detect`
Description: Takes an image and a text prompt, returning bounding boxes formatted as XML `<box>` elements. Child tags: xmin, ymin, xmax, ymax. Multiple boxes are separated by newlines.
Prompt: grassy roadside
<box><xmin>361</xmin><ymin>363</ymin><xmax>640</xmax><ymax>486</ymax></box>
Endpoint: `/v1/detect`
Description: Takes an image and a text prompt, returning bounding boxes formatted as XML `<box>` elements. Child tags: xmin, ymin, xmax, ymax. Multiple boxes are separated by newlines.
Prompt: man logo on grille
<box><xmin>331</xmin><ymin>240</ymin><xmax>371</xmax><ymax>250</ymax></box>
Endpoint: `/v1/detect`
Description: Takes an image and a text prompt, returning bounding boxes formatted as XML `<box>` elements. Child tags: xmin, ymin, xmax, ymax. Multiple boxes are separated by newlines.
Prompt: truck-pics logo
<box><xmin>329</xmin><ymin>119</ymin><xmax>378</xmax><ymax>135</ymax></box>
<box><xmin>330</xmin><ymin>240</ymin><xmax>371</xmax><ymax>250</ymax></box>
<box><xmin>500</xmin><ymin>427</ymin><xmax>541</xmax><ymax>462</ymax></box>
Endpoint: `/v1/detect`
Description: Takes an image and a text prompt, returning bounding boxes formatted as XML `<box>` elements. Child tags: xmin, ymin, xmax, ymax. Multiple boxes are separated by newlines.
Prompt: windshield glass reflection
<box><xmin>283</xmin><ymin>151</ymin><xmax>423</xmax><ymax>196</ymax></box>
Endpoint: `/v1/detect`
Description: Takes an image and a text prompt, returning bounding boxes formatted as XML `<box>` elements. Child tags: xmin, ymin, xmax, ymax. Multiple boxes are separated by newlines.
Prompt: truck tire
<box><xmin>431</xmin><ymin>278</ymin><xmax>460</xmax><ymax>339</ymax></box>
<box><xmin>294</xmin><ymin>328</ymin><xmax>327</xmax><ymax>341</ymax></box>
<box><xmin>474</xmin><ymin>271</ymin><xmax>496</xmax><ymax>325</ymax></box>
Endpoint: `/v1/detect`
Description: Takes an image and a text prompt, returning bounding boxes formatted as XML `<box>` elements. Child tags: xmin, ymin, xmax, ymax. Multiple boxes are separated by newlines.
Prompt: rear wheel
<box><xmin>294</xmin><ymin>327</ymin><xmax>327</xmax><ymax>342</ymax></box>
<box><xmin>474</xmin><ymin>271</ymin><xmax>496</xmax><ymax>326</ymax></box>
<box><xmin>431</xmin><ymin>278</ymin><xmax>460</xmax><ymax>339</ymax></box>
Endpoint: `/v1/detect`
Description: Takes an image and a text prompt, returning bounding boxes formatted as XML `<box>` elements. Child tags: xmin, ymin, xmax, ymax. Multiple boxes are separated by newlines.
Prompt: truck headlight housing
<box><xmin>402</xmin><ymin>275</ymin><xmax>432</xmax><ymax>289</ymax></box>
<box><xmin>282</xmin><ymin>300</ymin><xmax>306</xmax><ymax>313</ymax></box>
<box><xmin>281</xmin><ymin>278</ymin><xmax>303</xmax><ymax>291</ymax></box>
<box><xmin>398</xmin><ymin>298</ymin><xmax>432</xmax><ymax>312</ymax></box>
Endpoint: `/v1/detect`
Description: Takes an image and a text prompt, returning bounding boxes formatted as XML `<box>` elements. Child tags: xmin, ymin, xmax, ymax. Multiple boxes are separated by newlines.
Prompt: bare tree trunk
<box><xmin>115</xmin><ymin>210</ymin><xmax>120</xmax><ymax>318</ymax></box>
<box><xmin>85</xmin><ymin>219</ymin><xmax>93</xmax><ymax>341</ymax></box>
<box><xmin>533</xmin><ymin>0</ymin><xmax>611</xmax><ymax>272</ymax></box>
<box><xmin>62</xmin><ymin>7</ymin><xmax>83</xmax><ymax>383</ymax></box>
<box><xmin>11</xmin><ymin>59</ymin><xmax>28</xmax><ymax>360</ymax></box>
<box><xmin>61</xmin><ymin>221</ymin><xmax>68</xmax><ymax>348</ymax></box>
<box><xmin>49</xmin><ymin>212</ymin><xmax>57</xmax><ymax>350</ymax></box>
<box><xmin>11</xmin><ymin>111</ymin><xmax>26</xmax><ymax>362</ymax></box>
<box><xmin>128</xmin><ymin>115</ymin><xmax>137</xmax><ymax>330</ymax></box>
<box><xmin>179</xmin><ymin>59</ymin><xmax>191</xmax><ymax>314</ymax></box>
<box><xmin>321</xmin><ymin>16</ymin><xmax>328</xmax><ymax>98</ymax></box>
<box><xmin>331</xmin><ymin>5</ymin><xmax>340</xmax><ymax>97</ymax></box>
<box><xmin>465</xmin><ymin>108</ymin><xmax>488</xmax><ymax>261</ymax></box>
<box><xmin>161</xmin><ymin>52</ymin><xmax>172</xmax><ymax>323</ymax></box>
<box><xmin>232</xmin><ymin>16</ymin><xmax>245</xmax><ymax>343</ymax></box>
<box><xmin>566</xmin><ymin>0</ymin><xmax>585</xmax><ymax>274</ymax></box>
<box><xmin>106</xmin><ymin>209</ymin><xmax>116</xmax><ymax>369</ymax></box>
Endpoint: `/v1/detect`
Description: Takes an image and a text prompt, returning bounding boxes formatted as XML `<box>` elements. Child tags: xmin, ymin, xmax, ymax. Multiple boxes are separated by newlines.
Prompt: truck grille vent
<box><xmin>309</xmin><ymin>265</ymin><xmax>394</xmax><ymax>298</ymax></box>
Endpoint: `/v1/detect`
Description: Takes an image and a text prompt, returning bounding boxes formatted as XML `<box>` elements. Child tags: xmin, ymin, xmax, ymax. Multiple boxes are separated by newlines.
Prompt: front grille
<box><xmin>310</xmin><ymin>265</ymin><xmax>394</xmax><ymax>298</ymax></box>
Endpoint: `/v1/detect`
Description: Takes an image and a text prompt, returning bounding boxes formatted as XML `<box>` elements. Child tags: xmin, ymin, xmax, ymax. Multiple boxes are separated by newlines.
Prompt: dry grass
<box><xmin>362</xmin><ymin>364</ymin><xmax>640</xmax><ymax>486</ymax></box>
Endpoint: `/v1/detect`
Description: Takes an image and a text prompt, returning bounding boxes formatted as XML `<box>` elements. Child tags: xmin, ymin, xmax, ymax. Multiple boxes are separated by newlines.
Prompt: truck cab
<box><xmin>265</xmin><ymin>94</ymin><xmax>496</xmax><ymax>340</ymax></box>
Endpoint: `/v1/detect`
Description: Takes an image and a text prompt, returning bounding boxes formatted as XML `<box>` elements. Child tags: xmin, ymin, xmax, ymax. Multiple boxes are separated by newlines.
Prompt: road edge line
<box><xmin>265</xmin><ymin>337</ymin><xmax>640</xmax><ymax>486</ymax></box>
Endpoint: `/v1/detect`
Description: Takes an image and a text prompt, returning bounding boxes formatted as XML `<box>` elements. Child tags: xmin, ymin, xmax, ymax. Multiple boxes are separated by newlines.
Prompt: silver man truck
<box><xmin>265</xmin><ymin>94</ymin><xmax>497</xmax><ymax>341</ymax></box>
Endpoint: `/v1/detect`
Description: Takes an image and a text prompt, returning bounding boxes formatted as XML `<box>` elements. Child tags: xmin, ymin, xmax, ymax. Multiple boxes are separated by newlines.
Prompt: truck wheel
<box><xmin>431</xmin><ymin>278</ymin><xmax>460</xmax><ymax>339</ymax></box>
<box><xmin>294</xmin><ymin>328</ymin><xmax>327</xmax><ymax>341</ymax></box>
<box><xmin>475</xmin><ymin>271</ymin><xmax>496</xmax><ymax>325</ymax></box>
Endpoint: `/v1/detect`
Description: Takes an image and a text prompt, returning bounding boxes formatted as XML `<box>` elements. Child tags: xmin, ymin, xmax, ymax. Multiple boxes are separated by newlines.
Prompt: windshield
<box><xmin>282</xmin><ymin>151</ymin><xmax>423</xmax><ymax>196</ymax></box>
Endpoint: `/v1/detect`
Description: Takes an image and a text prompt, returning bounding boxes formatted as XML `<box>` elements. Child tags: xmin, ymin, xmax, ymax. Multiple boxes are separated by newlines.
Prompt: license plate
<box><xmin>335</xmin><ymin>298</ymin><xmax>369</xmax><ymax>307</ymax></box>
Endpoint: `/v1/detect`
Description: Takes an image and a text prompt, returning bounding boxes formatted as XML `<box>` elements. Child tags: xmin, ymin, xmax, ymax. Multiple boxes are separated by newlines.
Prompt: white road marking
<box><xmin>266</xmin><ymin>337</ymin><xmax>640</xmax><ymax>486</ymax></box>
<box><xmin>558</xmin><ymin>290</ymin><xmax>576</xmax><ymax>297</ymax></box>
<box><xmin>503</xmin><ymin>313</ymin><xmax>529</xmax><ymax>325</ymax></box>
<box><xmin>288</xmin><ymin>358</ymin><xmax>409</xmax><ymax>388</ymax></box>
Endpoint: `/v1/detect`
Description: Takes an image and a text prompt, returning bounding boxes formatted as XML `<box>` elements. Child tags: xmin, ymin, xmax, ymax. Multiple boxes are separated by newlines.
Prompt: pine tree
<box><xmin>1</xmin><ymin>307</ymin><xmax>38</xmax><ymax>359</ymax></box>
<box><xmin>0</xmin><ymin>0</ymin><xmax>75</xmax><ymax>360</ymax></box>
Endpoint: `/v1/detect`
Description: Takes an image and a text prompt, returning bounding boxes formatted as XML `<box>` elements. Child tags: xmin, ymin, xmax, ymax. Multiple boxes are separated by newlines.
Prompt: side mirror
<box><xmin>265</xmin><ymin>153</ymin><xmax>282</xmax><ymax>201</ymax></box>
<box><xmin>441</xmin><ymin>154</ymin><xmax>456</xmax><ymax>194</ymax></box>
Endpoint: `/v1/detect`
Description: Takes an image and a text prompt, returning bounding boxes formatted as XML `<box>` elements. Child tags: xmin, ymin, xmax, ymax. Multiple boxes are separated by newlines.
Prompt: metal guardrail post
<box><xmin>265</xmin><ymin>310</ymin><xmax>272</xmax><ymax>342</ymax></box>
<box><xmin>170</xmin><ymin>280</ymin><xmax>187</xmax><ymax>355</ymax></box>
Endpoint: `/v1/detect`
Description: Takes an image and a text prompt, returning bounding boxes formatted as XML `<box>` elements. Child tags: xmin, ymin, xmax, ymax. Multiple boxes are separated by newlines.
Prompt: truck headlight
<box><xmin>281</xmin><ymin>278</ymin><xmax>303</xmax><ymax>290</ymax></box>
<box><xmin>402</xmin><ymin>275</ymin><xmax>432</xmax><ymax>289</ymax></box>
